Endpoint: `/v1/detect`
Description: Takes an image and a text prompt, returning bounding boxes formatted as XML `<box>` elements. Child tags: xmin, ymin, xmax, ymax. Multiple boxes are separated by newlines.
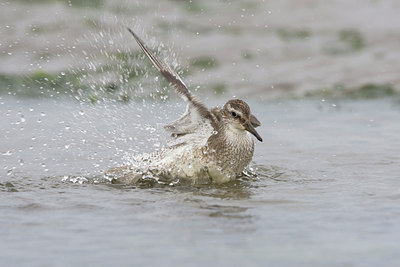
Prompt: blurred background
<box><xmin>1</xmin><ymin>0</ymin><xmax>399</xmax><ymax>101</ymax></box>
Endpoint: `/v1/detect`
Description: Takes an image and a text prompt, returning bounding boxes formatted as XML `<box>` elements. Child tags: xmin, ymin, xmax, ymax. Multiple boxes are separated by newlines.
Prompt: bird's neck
<box><xmin>207</xmin><ymin>121</ymin><xmax>253</xmax><ymax>154</ymax></box>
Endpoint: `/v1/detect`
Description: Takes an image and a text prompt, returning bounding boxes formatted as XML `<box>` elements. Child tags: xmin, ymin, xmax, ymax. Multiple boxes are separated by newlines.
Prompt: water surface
<box><xmin>1</xmin><ymin>96</ymin><xmax>399</xmax><ymax>266</ymax></box>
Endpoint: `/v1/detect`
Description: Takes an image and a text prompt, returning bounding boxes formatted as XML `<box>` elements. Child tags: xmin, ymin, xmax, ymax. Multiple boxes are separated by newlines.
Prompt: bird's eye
<box><xmin>231</xmin><ymin>111</ymin><xmax>237</xmax><ymax>117</ymax></box>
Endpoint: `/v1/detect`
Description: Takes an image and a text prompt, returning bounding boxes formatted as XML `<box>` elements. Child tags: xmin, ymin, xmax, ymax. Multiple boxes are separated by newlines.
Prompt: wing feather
<box><xmin>127</xmin><ymin>28</ymin><xmax>216</xmax><ymax>133</ymax></box>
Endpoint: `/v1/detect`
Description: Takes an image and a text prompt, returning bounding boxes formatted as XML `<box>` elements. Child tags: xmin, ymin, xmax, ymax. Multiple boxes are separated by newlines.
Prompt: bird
<box><xmin>105</xmin><ymin>28</ymin><xmax>262</xmax><ymax>185</ymax></box>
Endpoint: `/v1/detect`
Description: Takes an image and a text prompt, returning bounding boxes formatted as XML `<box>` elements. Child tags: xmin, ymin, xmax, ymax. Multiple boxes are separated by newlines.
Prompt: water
<box><xmin>2</xmin><ymin>0</ymin><xmax>400</xmax><ymax>265</ymax></box>
<box><xmin>1</xmin><ymin>96</ymin><xmax>399</xmax><ymax>266</ymax></box>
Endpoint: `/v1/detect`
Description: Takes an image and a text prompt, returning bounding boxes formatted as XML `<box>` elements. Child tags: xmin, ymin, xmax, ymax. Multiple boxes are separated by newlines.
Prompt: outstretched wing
<box><xmin>127</xmin><ymin>28</ymin><xmax>216</xmax><ymax>134</ymax></box>
<box><xmin>164</xmin><ymin>104</ymin><xmax>203</xmax><ymax>135</ymax></box>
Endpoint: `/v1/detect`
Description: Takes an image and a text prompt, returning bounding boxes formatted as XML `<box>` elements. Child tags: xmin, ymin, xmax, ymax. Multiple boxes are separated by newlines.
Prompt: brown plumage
<box><xmin>105</xmin><ymin>29</ymin><xmax>263</xmax><ymax>184</ymax></box>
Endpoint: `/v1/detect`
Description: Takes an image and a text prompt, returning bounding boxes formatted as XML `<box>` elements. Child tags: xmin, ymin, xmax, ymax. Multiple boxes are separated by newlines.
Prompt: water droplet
<box><xmin>3</xmin><ymin>151</ymin><xmax>12</xmax><ymax>156</ymax></box>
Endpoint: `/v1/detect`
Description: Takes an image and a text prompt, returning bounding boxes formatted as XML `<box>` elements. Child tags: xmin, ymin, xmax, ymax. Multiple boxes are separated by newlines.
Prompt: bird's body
<box><xmin>105</xmin><ymin>29</ymin><xmax>262</xmax><ymax>185</ymax></box>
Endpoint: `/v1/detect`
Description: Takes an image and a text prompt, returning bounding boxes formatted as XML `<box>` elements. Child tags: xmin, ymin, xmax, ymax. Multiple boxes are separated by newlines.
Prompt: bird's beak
<box><xmin>250</xmin><ymin>114</ymin><xmax>261</xmax><ymax>128</ymax></box>
<box><xmin>245</xmin><ymin>121</ymin><xmax>263</xmax><ymax>142</ymax></box>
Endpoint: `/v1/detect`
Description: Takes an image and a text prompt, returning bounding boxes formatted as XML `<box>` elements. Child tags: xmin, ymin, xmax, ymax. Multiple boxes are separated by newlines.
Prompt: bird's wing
<box><xmin>127</xmin><ymin>28</ymin><xmax>217</xmax><ymax>135</ymax></box>
<box><xmin>164</xmin><ymin>103</ymin><xmax>203</xmax><ymax>135</ymax></box>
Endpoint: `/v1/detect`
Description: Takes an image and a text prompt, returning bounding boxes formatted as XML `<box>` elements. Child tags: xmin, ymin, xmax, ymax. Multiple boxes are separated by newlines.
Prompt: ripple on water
<box><xmin>0</xmin><ymin>181</ymin><xmax>18</xmax><ymax>192</ymax></box>
<box><xmin>17</xmin><ymin>203</ymin><xmax>47</xmax><ymax>211</ymax></box>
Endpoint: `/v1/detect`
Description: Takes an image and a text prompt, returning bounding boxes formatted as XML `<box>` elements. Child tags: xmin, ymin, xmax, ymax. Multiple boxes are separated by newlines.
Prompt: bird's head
<box><xmin>222</xmin><ymin>99</ymin><xmax>262</xmax><ymax>142</ymax></box>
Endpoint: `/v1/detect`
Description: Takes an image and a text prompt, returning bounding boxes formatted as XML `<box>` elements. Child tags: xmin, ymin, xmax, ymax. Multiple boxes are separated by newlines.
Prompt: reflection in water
<box><xmin>60</xmin><ymin>164</ymin><xmax>268</xmax><ymax>233</ymax></box>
